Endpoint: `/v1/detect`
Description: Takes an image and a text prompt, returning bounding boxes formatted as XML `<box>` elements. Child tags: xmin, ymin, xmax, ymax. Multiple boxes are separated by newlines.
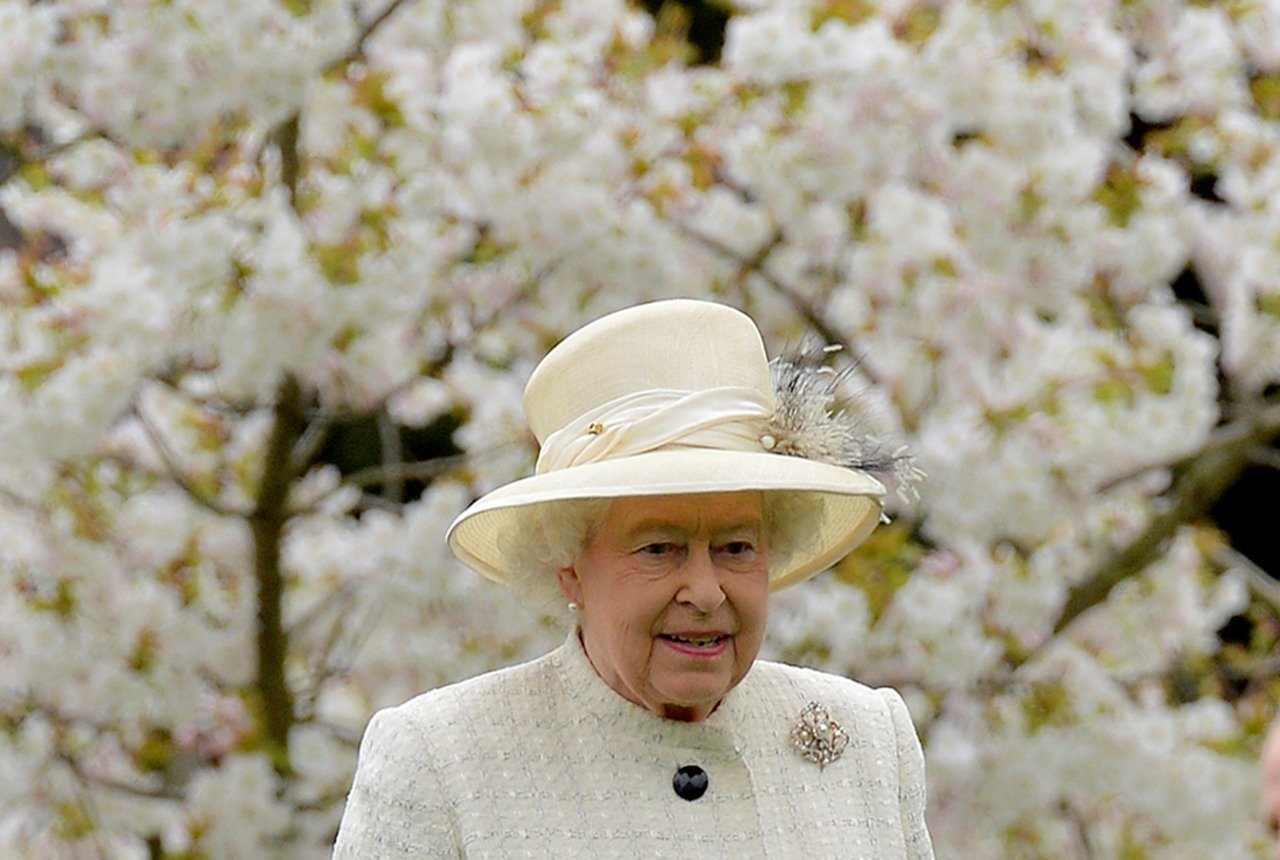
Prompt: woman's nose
<box><xmin>676</xmin><ymin>548</ymin><xmax>726</xmax><ymax>613</ymax></box>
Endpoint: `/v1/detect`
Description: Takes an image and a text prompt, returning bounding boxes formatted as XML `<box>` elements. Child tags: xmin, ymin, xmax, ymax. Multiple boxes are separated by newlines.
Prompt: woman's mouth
<box><xmin>658</xmin><ymin>633</ymin><xmax>730</xmax><ymax>657</ymax></box>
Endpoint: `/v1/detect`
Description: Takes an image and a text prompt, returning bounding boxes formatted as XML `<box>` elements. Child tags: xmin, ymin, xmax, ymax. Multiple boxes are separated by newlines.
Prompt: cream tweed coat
<box><xmin>334</xmin><ymin>633</ymin><xmax>933</xmax><ymax>858</ymax></box>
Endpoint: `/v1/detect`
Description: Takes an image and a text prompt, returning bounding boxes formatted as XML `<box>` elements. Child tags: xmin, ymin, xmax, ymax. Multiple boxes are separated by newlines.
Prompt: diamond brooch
<box><xmin>790</xmin><ymin>701</ymin><xmax>849</xmax><ymax>768</ymax></box>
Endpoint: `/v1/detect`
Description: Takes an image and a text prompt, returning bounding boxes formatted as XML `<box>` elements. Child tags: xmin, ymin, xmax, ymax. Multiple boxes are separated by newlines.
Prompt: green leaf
<box><xmin>314</xmin><ymin>242</ymin><xmax>360</xmax><ymax>285</ymax></box>
<box><xmin>1093</xmin><ymin>376</ymin><xmax>1135</xmax><ymax>406</ymax></box>
<box><xmin>835</xmin><ymin>522</ymin><xmax>925</xmax><ymax>622</ymax></box>
<box><xmin>136</xmin><ymin>729</ymin><xmax>176</xmax><ymax>773</ymax></box>
<box><xmin>31</xmin><ymin>579</ymin><xmax>77</xmax><ymax>618</ymax></box>
<box><xmin>1139</xmin><ymin>349</ymin><xmax>1176</xmax><ymax>395</ymax></box>
<box><xmin>1250</xmin><ymin>74</ymin><xmax>1280</xmax><ymax>121</ymax></box>
<box><xmin>1022</xmin><ymin>681</ymin><xmax>1072</xmax><ymax>732</ymax></box>
<box><xmin>1095</xmin><ymin>164</ymin><xmax>1142</xmax><ymax>228</ymax></box>
<box><xmin>813</xmin><ymin>0</ymin><xmax>876</xmax><ymax>29</ymax></box>
<box><xmin>55</xmin><ymin>802</ymin><xmax>96</xmax><ymax>841</ymax></box>
<box><xmin>1257</xmin><ymin>292</ymin><xmax>1280</xmax><ymax>319</ymax></box>
<box><xmin>354</xmin><ymin>72</ymin><xmax>406</xmax><ymax>129</ymax></box>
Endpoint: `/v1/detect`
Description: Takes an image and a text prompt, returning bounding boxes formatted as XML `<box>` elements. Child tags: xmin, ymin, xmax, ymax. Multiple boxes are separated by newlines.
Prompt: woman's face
<box><xmin>558</xmin><ymin>491</ymin><xmax>770</xmax><ymax>722</ymax></box>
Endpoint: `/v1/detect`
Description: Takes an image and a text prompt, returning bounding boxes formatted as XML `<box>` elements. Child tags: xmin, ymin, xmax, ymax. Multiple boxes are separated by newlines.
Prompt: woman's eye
<box><xmin>715</xmin><ymin>542</ymin><xmax>761</xmax><ymax>569</ymax></box>
<box><xmin>639</xmin><ymin>542</ymin><xmax>676</xmax><ymax>556</ymax></box>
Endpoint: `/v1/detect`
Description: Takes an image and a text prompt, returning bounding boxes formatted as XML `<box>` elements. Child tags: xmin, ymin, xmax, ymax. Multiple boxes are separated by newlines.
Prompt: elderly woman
<box><xmin>334</xmin><ymin>300</ymin><xmax>933</xmax><ymax>858</ymax></box>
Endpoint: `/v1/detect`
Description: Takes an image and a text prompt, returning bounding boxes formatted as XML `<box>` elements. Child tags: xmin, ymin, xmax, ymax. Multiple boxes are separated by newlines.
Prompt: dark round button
<box><xmin>672</xmin><ymin>764</ymin><xmax>708</xmax><ymax>801</ymax></box>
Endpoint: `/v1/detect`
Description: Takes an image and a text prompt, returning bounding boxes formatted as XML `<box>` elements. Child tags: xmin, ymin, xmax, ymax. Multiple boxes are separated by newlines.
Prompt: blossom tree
<box><xmin>2</xmin><ymin>0</ymin><xmax>1279</xmax><ymax>855</ymax></box>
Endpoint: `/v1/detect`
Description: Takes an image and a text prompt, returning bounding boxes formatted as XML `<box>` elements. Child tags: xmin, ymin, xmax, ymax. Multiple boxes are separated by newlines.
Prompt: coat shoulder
<box><xmin>375</xmin><ymin>649</ymin><xmax>558</xmax><ymax>737</ymax></box>
<box><xmin>747</xmin><ymin>658</ymin><xmax>897</xmax><ymax>712</ymax></box>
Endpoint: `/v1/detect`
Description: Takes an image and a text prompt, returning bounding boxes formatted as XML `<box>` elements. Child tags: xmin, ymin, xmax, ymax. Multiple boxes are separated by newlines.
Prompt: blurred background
<box><xmin>1</xmin><ymin>0</ymin><xmax>1278</xmax><ymax>856</ymax></box>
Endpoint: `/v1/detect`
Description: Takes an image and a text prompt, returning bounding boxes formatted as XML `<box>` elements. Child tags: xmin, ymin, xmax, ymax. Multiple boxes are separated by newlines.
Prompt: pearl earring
<box><xmin>567</xmin><ymin>602</ymin><xmax>581</xmax><ymax>613</ymax></box>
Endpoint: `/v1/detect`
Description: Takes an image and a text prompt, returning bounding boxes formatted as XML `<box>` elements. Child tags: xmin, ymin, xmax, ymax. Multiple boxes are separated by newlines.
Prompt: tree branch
<box><xmin>376</xmin><ymin>407</ymin><xmax>403</xmax><ymax>503</ymax></box>
<box><xmin>1251</xmin><ymin>446</ymin><xmax>1280</xmax><ymax>470</ymax></box>
<box><xmin>289</xmin><ymin>410</ymin><xmax>332</xmax><ymax>474</ymax></box>
<box><xmin>327</xmin><ymin>0</ymin><xmax>419</xmax><ymax>73</ymax></box>
<box><xmin>134</xmin><ymin>404</ymin><xmax>243</xmax><ymax>518</ymax></box>
<box><xmin>292</xmin><ymin>718</ymin><xmax>364</xmax><ymax>751</ymax></box>
<box><xmin>291</xmin><ymin>587</ymin><xmax>359</xmax><ymax>723</ymax></box>
<box><xmin>1216</xmin><ymin>544</ymin><xmax>1280</xmax><ymax>613</ymax></box>
<box><xmin>249</xmin><ymin>375</ymin><xmax>306</xmax><ymax>775</ymax></box>
<box><xmin>287</xmin><ymin>453</ymin><xmax>472</xmax><ymax>516</ymax></box>
<box><xmin>1054</xmin><ymin>402</ymin><xmax>1280</xmax><ymax>634</ymax></box>
<box><xmin>260</xmin><ymin>0</ymin><xmax>418</xmax><ymax>201</ymax></box>
<box><xmin>0</xmin><ymin>485</ymin><xmax>39</xmax><ymax>510</ymax></box>
<box><xmin>272</xmin><ymin>113</ymin><xmax>302</xmax><ymax>210</ymax></box>
<box><xmin>344</xmin><ymin>453</ymin><xmax>468</xmax><ymax>492</ymax></box>
<box><xmin>672</xmin><ymin>220</ymin><xmax>883</xmax><ymax>387</ymax></box>
<box><xmin>50</xmin><ymin>737</ymin><xmax>181</xmax><ymax>804</ymax></box>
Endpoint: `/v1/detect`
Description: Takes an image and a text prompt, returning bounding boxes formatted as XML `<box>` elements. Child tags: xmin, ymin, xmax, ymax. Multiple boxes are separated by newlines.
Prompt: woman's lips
<box><xmin>658</xmin><ymin>633</ymin><xmax>730</xmax><ymax>658</ymax></box>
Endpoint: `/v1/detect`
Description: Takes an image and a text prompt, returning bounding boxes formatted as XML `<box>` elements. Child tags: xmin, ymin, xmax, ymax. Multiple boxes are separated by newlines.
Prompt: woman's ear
<box><xmin>556</xmin><ymin>565</ymin><xmax>581</xmax><ymax>605</ymax></box>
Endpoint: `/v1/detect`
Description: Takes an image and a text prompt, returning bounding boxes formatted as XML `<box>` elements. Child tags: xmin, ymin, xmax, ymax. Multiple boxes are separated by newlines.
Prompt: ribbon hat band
<box><xmin>535</xmin><ymin>387</ymin><xmax>774</xmax><ymax>475</ymax></box>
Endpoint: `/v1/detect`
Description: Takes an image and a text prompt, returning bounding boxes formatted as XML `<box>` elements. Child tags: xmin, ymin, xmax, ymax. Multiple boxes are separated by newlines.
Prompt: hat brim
<box><xmin>446</xmin><ymin>449</ymin><xmax>885</xmax><ymax>591</ymax></box>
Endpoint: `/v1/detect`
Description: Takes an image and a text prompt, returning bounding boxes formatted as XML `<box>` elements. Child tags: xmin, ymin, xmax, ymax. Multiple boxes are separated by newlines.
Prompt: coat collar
<box><xmin>548</xmin><ymin>627</ymin><xmax>752</xmax><ymax>753</ymax></box>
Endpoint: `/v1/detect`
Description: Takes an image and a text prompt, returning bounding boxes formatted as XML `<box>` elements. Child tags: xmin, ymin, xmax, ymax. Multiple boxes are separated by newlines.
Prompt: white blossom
<box><xmin>0</xmin><ymin>0</ymin><xmax>1275</xmax><ymax>853</ymax></box>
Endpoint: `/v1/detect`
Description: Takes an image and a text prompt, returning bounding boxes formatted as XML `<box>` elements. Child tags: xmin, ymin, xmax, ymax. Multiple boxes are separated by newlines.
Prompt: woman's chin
<box><xmin>646</xmin><ymin>677</ymin><xmax>733</xmax><ymax>721</ymax></box>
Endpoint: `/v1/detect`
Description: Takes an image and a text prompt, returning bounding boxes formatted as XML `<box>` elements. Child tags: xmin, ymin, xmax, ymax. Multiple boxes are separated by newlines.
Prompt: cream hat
<box><xmin>447</xmin><ymin>299</ymin><xmax>901</xmax><ymax>590</ymax></box>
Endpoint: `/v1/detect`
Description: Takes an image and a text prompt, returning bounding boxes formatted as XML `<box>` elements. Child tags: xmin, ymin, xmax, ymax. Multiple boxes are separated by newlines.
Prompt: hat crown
<box><xmin>524</xmin><ymin>300</ymin><xmax>774</xmax><ymax>444</ymax></box>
